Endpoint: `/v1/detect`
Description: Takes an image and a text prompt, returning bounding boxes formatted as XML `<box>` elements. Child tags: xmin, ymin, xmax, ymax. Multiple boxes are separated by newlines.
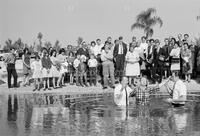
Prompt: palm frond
<box><xmin>136</xmin><ymin>8</ymin><xmax>156</xmax><ymax>25</ymax></box>
<box><xmin>154</xmin><ymin>16</ymin><xmax>163</xmax><ymax>27</ymax></box>
<box><xmin>131</xmin><ymin>23</ymin><xmax>145</xmax><ymax>31</ymax></box>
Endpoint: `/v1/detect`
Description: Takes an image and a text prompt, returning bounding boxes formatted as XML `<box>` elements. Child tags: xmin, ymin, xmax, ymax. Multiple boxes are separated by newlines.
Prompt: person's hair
<box><xmin>149</xmin><ymin>39</ymin><xmax>154</xmax><ymax>43</ymax></box>
<box><xmin>105</xmin><ymin>41</ymin><xmax>110</xmax><ymax>45</ymax></box>
<box><xmin>96</xmin><ymin>39</ymin><xmax>101</xmax><ymax>42</ymax></box>
<box><xmin>23</xmin><ymin>47</ymin><xmax>29</xmax><ymax>54</ymax></box>
<box><xmin>119</xmin><ymin>36</ymin><xmax>123</xmax><ymax>40</ymax></box>
<box><xmin>68</xmin><ymin>51</ymin><xmax>74</xmax><ymax>57</ymax></box>
<box><xmin>184</xmin><ymin>34</ymin><xmax>189</xmax><ymax>37</ymax></box>
<box><xmin>171</xmin><ymin>38</ymin><xmax>176</xmax><ymax>43</ymax></box>
<box><xmin>90</xmin><ymin>54</ymin><xmax>95</xmax><ymax>58</ymax></box>
<box><xmin>91</xmin><ymin>41</ymin><xmax>96</xmax><ymax>45</ymax></box>
<box><xmin>35</xmin><ymin>54</ymin><xmax>40</xmax><ymax>60</ymax></box>
<box><xmin>10</xmin><ymin>47</ymin><xmax>15</xmax><ymax>51</ymax></box>
<box><xmin>67</xmin><ymin>45</ymin><xmax>72</xmax><ymax>49</ymax></box>
<box><xmin>141</xmin><ymin>36</ymin><xmax>146</xmax><ymax>40</ymax></box>
<box><xmin>183</xmin><ymin>42</ymin><xmax>188</xmax><ymax>46</ymax></box>
<box><xmin>41</xmin><ymin>47</ymin><xmax>48</xmax><ymax>53</ymax></box>
<box><xmin>50</xmin><ymin>49</ymin><xmax>57</xmax><ymax>56</ymax></box>
<box><xmin>59</xmin><ymin>48</ymin><xmax>65</xmax><ymax>54</ymax></box>
<box><xmin>174</xmin><ymin>42</ymin><xmax>179</xmax><ymax>46</ymax></box>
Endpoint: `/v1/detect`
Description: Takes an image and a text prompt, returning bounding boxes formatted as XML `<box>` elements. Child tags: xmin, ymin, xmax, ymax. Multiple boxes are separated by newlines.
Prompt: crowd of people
<box><xmin>3</xmin><ymin>33</ymin><xmax>199</xmax><ymax>92</ymax></box>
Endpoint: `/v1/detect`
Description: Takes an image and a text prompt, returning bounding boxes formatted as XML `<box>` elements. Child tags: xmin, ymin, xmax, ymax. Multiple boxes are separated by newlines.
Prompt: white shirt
<box><xmin>31</xmin><ymin>60</ymin><xmax>42</xmax><ymax>71</ymax></box>
<box><xmin>101</xmin><ymin>50</ymin><xmax>113</xmax><ymax>63</ymax></box>
<box><xmin>172</xmin><ymin>80</ymin><xmax>187</xmax><ymax>104</ymax></box>
<box><xmin>73</xmin><ymin>58</ymin><xmax>80</xmax><ymax>68</ymax></box>
<box><xmin>170</xmin><ymin>48</ymin><xmax>180</xmax><ymax>58</ymax></box>
<box><xmin>139</xmin><ymin>42</ymin><xmax>148</xmax><ymax>54</ymax></box>
<box><xmin>91</xmin><ymin>44</ymin><xmax>104</xmax><ymax>56</ymax></box>
<box><xmin>88</xmin><ymin>58</ymin><xmax>98</xmax><ymax>67</ymax></box>
<box><xmin>118</xmin><ymin>43</ymin><xmax>123</xmax><ymax>54</ymax></box>
<box><xmin>114</xmin><ymin>84</ymin><xmax>133</xmax><ymax>106</ymax></box>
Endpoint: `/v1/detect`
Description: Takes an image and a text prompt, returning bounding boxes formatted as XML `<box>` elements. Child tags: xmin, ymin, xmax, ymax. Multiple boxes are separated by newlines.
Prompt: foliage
<box><xmin>77</xmin><ymin>37</ymin><xmax>83</xmax><ymax>47</ymax></box>
<box><xmin>131</xmin><ymin>8</ymin><xmax>163</xmax><ymax>38</ymax></box>
<box><xmin>53</xmin><ymin>40</ymin><xmax>61</xmax><ymax>52</ymax></box>
<box><xmin>44</xmin><ymin>41</ymin><xmax>52</xmax><ymax>50</ymax></box>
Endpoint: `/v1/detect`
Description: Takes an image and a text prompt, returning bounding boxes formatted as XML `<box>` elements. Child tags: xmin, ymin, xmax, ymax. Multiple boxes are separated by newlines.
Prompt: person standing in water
<box><xmin>164</xmin><ymin>72</ymin><xmax>187</xmax><ymax>107</ymax></box>
<box><xmin>114</xmin><ymin>77</ymin><xmax>133</xmax><ymax>106</ymax></box>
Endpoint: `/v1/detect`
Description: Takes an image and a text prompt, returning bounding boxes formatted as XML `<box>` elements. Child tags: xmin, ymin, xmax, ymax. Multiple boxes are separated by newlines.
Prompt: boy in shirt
<box><xmin>88</xmin><ymin>54</ymin><xmax>98</xmax><ymax>86</ymax></box>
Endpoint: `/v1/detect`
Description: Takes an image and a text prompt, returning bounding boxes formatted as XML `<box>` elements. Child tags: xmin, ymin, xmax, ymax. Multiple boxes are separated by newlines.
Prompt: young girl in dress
<box><xmin>50</xmin><ymin>50</ymin><xmax>60</xmax><ymax>89</ymax></box>
<box><xmin>67</xmin><ymin>51</ymin><xmax>75</xmax><ymax>85</ymax></box>
<box><xmin>22</xmin><ymin>48</ymin><xmax>31</xmax><ymax>86</ymax></box>
<box><xmin>57</xmin><ymin>48</ymin><xmax>68</xmax><ymax>87</ymax></box>
<box><xmin>41</xmin><ymin>48</ymin><xmax>52</xmax><ymax>91</ymax></box>
<box><xmin>31</xmin><ymin>55</ymin><xmax>42</xmax><ymax>91</ymax></box>
<box><xmin>170</xmin><ymin>42</ymin><xmax>181</xmax><ymax>76</ymax></box>
<box><xmin>125</xmin><ymin>44</ymin><xmax>140</xmax><ymax>85</ymax></box>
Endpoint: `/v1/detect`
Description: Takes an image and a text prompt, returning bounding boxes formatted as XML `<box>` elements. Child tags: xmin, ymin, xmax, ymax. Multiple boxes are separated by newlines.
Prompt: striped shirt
<box><xmin>4</xmin><ymin>53</ymin><xmax>16</xmax><ymax>65</ymax></box>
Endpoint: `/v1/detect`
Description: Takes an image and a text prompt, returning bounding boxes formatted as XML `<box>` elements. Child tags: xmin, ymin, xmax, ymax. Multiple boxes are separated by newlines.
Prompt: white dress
<box><xmin>125</xmin><ymin>51</ymin><xmax>140</xmax><ymax>76</ymax></box>
<box><xmin>31</xmin><ymin>60</ymin><xmax>42</xmax><ymax>79</ymax></box>
<box><xmin>170</xmin><ymin>48</ymin><xmax>180</xmax><ymax>71</ymax></box>
<box><xmin>57</xmin><ymin>54</ymin><xmax>68</xmax><ymax>74</ymax></box>
<box><xmin>50</xmin><ymin>56</ymin><xmax>60</xmax><ymax>77</ymax></box>
<box><xmin>114</xmin><ymin>84</ymin><xmax>133</xmax><ymax>106</ymax></box>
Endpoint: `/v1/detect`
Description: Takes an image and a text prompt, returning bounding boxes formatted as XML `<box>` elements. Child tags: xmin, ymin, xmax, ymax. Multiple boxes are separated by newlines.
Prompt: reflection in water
<box><xmin>0</xmin><ymin>93</ymin><xmax>199</xmax><ymax>136</ymax></box>
<box><xmin>7</xmin><ymin>94</ymin><xmax>18</xmax><ymax>136</ymax></box>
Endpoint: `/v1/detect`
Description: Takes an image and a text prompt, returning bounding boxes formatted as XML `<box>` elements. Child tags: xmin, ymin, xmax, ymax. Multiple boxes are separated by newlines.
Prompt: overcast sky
<box><xmin>1</xmin><ymin>0</ymin><xmax>200</xmax><ymax>46</ymax></box>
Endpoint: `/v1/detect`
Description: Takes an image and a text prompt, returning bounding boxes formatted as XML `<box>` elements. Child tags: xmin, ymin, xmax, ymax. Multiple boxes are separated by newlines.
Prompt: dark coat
<box><xmin>113</xmin><ymin>42</ymin><xmax>127</xmax><ymax>58</ymax></box>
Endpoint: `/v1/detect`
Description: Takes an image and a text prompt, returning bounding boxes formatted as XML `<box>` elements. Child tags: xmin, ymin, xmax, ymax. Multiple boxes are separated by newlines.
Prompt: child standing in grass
<box><xmin>88</xmin><ymin>54</ymin><xmax>98</xmax><ymax>86</ymax></box>
<box><xmin>31</xmin><ymin>55</ymin><xmax>42</xmax><ymax>91</ymax></box>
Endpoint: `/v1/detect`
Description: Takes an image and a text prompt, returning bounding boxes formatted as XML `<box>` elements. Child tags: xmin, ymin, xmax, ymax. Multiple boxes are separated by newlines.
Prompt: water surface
<box><xmin>0</xmin><ymin>93</ymin><xmax>200</xmax><ymax>136</ymax></box>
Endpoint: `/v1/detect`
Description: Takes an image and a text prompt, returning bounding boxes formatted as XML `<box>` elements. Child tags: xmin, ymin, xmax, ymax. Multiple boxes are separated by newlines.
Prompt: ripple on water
<box><xmin>0</xmin><ymin>93</ymin><xmax>200</xmax><ymax>136</ymax></box>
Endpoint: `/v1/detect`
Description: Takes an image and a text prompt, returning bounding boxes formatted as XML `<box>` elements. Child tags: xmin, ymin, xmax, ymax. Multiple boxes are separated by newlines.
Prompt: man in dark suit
<box><xmin>113</xmin><ymin>36</ymin><xmax>127</xmax><ymax>82</ymax></box>
<box><xmin>76</xmin><ymin>42</ymin><xmax>90</xmax><ymax>59</ymax></box>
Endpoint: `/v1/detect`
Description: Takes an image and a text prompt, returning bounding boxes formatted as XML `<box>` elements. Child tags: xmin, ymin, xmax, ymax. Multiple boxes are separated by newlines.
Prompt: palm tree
<box><xmin>131</xmin><ymin>8</ymin><xmax>163</xmax><ymax>38</ymax></box>
<box><xmin>53</xmin><ymin>40</ymin><xmax>61</xmax><ymax>52</ymax></box>
<box><xmin>37</xmin><ymin>32</ymin><xmax>43</xmax><ymax>46</ymax></box>
<box><xmin>77</xmin><ymin>37</ymin><xmax>83</xmax><ymax>47</ymax></box>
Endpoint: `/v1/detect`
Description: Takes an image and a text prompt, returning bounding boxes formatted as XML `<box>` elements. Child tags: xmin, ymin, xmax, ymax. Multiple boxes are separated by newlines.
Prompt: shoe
<box><xmin>111</xmin><ymin>86</ymin><xmax>115</xmax><ymax>89</ymax></box>
<box><xmin>43</xmin><ymin>88</ymin><xmax>46</xmax><ymax>91</ymax></box>
<box><xmin>48</xmin><ymin>88</ymin><xmax>51</xmax><ymax>90</ymax></box>
<box><xmin>33</xmin><ymin>88</ymin><xmax>36</xmax><ymax>92</ymax></box>
<box><xmin>103</xmin><ymin>87</ymin><xmax>108</xmax><ymax>90</ymax></box>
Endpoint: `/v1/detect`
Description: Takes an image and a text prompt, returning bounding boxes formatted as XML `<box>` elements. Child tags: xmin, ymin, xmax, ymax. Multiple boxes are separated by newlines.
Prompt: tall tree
<box><xmin>131</xmin><ymin>8</ymin><xmax>163</xmax><ymax>38</ymax></box>
<box><xmin>53</xmin><ymin>40</ymin><xmax>61</xmax><ymax>52</ymax></box>
<box><xmin>77</xmin><ymin>37</ymin><xmax>83</xmax><ymax>47</ymax></box>
<box><xmin>37</xmin><ymin>32</ymin><xmax>43</xmax><ymax>46</ymax></box>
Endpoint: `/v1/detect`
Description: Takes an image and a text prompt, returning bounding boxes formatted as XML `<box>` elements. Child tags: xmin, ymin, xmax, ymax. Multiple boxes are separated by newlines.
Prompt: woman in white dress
<box><xmin>125</xmin><ymin>44</ymin><xmax>140</xmax><ymax>85</ymax></box>
<box><xmin>170</xmin><ymin>42</ymin><xmax>181</xmax><ymax>76</ymax></box>
<box><xmin>57</xmin><ymin>48</ymin><xmax>68</xmax><ymax>87</ymax></box>
<box><xmin>50</xmin><ymin>50</ymin><xmax>60</xmax><ymax>89</ymax></box>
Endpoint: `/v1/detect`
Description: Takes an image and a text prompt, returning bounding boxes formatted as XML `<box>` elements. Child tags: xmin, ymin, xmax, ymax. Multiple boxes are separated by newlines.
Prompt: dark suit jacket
<box><xmin>113</xmin><ymin>42</ymin><xmax>127</xmax><ymax>58</ymax></box>
<box><xmin>76</xmin><ymin>48</ymin><xmax>90</xmax><ymax>58</ymax></box>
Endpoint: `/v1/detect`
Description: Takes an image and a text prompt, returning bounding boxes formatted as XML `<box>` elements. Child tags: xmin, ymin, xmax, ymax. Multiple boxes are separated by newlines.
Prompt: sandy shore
<box><xmin>0</xmin><ymin>78</ymin><xmax>200</xmax><ymax>95</ymax></box>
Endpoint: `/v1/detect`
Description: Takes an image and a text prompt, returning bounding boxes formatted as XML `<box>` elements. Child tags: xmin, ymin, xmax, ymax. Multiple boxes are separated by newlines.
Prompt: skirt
<box><xmin>60</xmin><ymin>62</ymin><xmax>68</xmax><ymax>74</ymax></box>
<box><xmin>68</xmin><ymin>64</ymin><xmax>75</xmax><ymax>74</ymax></box>
<box><xmin>42</xmin><ymin>68</ymin><xmax>52</xmax><ymax>78</ymax></box>
<box><xmin>125</xmin><ymin>62</ymin><xmax>140</xmax><ymax>76</ymax></box>
<box><xmin>32</xmin><ymin>69</ymin><xmax>42</xmax><ymax>79</ymax></box>
<box><xmin>51</xmin><ymin>65</ymin><xmax>60</xmax><ymax>77</ymax></box>
<box><xmin>171</xmin><ymin>63</ymin><xmax>180</xmax><ymax>71</ymax></box>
